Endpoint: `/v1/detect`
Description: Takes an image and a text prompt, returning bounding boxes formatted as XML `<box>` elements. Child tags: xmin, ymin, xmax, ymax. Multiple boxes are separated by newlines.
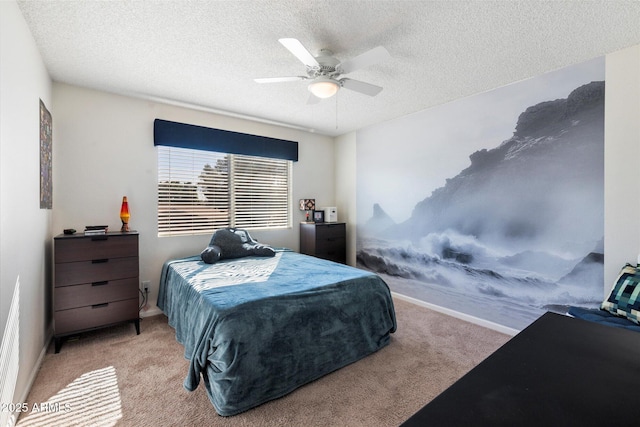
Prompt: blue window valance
<box><xmin>153</xmin><ymin>118</ymin><xmax>298</xmax><ymax>162</ymax></box>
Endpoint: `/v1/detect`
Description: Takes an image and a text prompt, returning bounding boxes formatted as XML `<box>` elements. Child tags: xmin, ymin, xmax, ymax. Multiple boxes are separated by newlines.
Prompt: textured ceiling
<box><xmin>17</xmin><ymin>0</ymin><xmax>640</xmax><ymax>137</ymax></box>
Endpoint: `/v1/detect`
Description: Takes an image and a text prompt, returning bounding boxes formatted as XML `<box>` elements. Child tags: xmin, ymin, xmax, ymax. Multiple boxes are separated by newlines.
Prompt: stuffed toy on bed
<box><xmin>200</xmin><ymin>227</ymin><xmax>276</xmax><ymax>264</ymax></box>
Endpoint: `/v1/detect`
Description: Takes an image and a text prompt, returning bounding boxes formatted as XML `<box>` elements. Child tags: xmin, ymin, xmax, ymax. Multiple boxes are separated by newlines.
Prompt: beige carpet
<box><xmin>17</xmin><ymin>298</ymin><xmax>509</xmax><ymax>427</ymax></box>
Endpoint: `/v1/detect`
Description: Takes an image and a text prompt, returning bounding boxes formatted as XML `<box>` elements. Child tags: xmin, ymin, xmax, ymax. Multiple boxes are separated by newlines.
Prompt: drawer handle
<box><xmin>92</xmin><ymin>303</ymin><xmax>109</xmax><ymax>309</ymax></box>
<box><xmin>91</xmin><ymin>259</ymin><xmax>109</xmax><ymax>264</ymax></box>
<box><xmin>91</xmin><ymin>235</ymin><xmax>108</xmax><ymax>241</ymax></box>
<box><xmin>92</xmin><ymin>281</ymin><xmax>109</xmax><ymax>286</ymax></box>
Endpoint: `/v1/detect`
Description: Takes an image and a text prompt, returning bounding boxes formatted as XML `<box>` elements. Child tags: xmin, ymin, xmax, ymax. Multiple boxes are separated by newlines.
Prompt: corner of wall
<box><xmin>604</xmin><ymin>43</ymin><xmax>640</xmax><ymax>291</ymax></box>
<box><xmin>334</xmin><ymin>132</ymin><xmax>357</xmax><ymax>265</ymax></box>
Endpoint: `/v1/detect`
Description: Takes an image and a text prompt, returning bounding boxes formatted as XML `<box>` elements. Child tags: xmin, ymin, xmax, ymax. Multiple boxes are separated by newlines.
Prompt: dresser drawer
<box><xmin>316</xmin><ymin>237</ymin><xmax>346</xmax><ymax>253</ymax></box>
<box><xmin>55</xmin><ymin>256</ymin><xmax>139</xmax><ymax>287</ymax></box>
<box><xmin>55</xmin><ymin>234</ymin><xmax>138</xmax><ymax>263</ymax></box>
<box><xmin>315</xmin><ymin>223</ymin><xmax>345</xmax><ymax>240</ymax></box>
<box><xmin>54</xmin><ymin>298</ymin><xmax>139</xmax><ymax>335</ymax></box>
<box><xmin>55</xmin><ymin>277</ymin><xmax>138</xmax><ymax>311</ymax></box>
<box><xmin>317</xmin><ymin>251</ymin><xmax>346</xmax><ymax>264</ymax></box>
<box><xmin>315</xmin><ymin>239</ymin><xmax>346</xmax><ymax>263</ymax></box>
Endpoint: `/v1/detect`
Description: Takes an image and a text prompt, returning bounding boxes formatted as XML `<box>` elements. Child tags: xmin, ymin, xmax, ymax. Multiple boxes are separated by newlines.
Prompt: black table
<box><xmin>401</xmin><ymin>312</ymin><xmax>640</xmax><ymax>426</ymax></box>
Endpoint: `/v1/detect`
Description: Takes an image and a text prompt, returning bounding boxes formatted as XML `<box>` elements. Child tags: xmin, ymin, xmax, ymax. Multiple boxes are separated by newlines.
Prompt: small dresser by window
<box><xmin>300</xmin><ymin>222</ymin><xmax>346</xmax><ymax>264</ymax></box>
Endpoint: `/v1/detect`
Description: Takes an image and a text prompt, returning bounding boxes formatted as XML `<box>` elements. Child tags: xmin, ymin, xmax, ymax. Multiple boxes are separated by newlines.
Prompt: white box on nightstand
<box><xmin>323</xmin><ymin>207</ymin><xmax>337</xmax><ymax>222</ymax></box>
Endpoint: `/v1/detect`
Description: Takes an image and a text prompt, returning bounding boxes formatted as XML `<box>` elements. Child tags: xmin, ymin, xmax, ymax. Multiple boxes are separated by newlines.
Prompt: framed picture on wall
<box><xmin>313</xmin><ymin>210</ymin><xmax>324</xmax><ymax>223</ymax></box>
<box><xmin>39</xmin><ymin>99</ymin><xmax>52</xmax><ymax>209</ymax></box>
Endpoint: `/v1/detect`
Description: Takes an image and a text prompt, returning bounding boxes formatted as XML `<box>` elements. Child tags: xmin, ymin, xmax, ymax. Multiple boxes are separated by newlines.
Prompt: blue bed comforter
<box><xmin>157</xmin><ymin>250</ymin><xmax>397</xmax><ymax>416</ymax></box>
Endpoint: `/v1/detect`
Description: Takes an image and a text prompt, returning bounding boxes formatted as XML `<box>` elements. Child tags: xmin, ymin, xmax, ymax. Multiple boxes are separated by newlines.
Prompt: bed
<box><xmin>157</xmin><ymin>249</ymin><xmax>397</xmax><ymax>416</ymax></box>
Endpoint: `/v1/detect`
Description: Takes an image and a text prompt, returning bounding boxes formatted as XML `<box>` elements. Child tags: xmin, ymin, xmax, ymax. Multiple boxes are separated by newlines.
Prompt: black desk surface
<box><xmin>401</xmin><ymin>312</ymin><xmax>640</xmax><ymax>426</ymax></box>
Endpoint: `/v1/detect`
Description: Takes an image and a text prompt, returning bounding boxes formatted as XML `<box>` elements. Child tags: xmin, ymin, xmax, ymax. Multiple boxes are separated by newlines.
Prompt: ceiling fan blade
<box><xmin>254</xmin><ymin>76</ymin><xmax>307</xmax><ymax>83</ymax></box>
<box><xmin>338</xmin><ymin>46</ymin><xmax>390</xmax><ymax>74</ymax></box>
<box><xmin>340</xmin><ymin>78</ymin><xmax>383</xmax><ymax>96</ymax></box>
<box><xmin>279</xmin><ymin>38</ymin><xmax>320</xmax><ymax>68</ymax></box>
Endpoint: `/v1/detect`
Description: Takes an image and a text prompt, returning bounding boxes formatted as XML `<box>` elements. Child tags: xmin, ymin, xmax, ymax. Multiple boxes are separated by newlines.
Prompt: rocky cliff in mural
<box><xmin>358</xmin><ymin>81</ymin><xmax>605</xmax><ymax>327</ymax></box>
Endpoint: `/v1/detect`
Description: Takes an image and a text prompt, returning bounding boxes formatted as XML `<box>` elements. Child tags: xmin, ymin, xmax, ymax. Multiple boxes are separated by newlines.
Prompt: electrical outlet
<box><xmin>141</xmin><ymin>280</ymin><xmax>150</xmax><ymax>293</ymax></box>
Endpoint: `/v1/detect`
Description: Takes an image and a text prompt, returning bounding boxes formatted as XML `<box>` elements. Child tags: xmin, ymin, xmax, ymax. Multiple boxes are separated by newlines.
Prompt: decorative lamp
<box><xmin>120</xmin><ymin>196</ymin><xmax>130</xmax><ymax>232</ymax></box>
<box><xmin>299</xmin><ymin>199</ymin><xmax>315</xmax><ymax>222</ymax></box>
<box><xmin>308</xmin><ymin>77</ymin><xmax>340</xmax><ymax>99</ymax></box>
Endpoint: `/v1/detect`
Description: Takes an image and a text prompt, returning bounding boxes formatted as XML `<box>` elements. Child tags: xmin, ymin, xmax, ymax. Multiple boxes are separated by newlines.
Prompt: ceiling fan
<box><xmin>255</xmin><ymin>38</ymin><xmax>390</xmax><ymax>102</ymax></box>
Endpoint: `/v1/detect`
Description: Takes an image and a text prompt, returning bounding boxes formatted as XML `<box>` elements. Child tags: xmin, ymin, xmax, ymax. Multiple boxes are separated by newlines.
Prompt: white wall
<box><xmin>604</xmin><ymin>44</ymin><xmax>640</xmax><ymax>290</ymax></box>
<box><xmin>52</xmin><ymin>84</ymin><xmax>336</xmax><ymax>313</ymax></box>
<box><xmin>334</xmin><ymin>132</ymin><xmax>357</xmax><ymax>265</ymax></box>
<box><xmin>0</xmin><ymin>0</ymin><xmax>53</xmax><ymax>416</ymax></box>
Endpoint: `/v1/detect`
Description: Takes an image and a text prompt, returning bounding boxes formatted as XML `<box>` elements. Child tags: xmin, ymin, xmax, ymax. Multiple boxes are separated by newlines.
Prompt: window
<box><xmin>158</xmin><ymin>146</ymin><xmax>291</xmax><ymax>236</ymax></box>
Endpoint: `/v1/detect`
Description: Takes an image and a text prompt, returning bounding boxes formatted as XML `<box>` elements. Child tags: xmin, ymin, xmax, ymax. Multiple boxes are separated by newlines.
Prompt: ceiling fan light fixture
<box><xmin>308</xmin><ymin>78</ymin><xmax>340</xmax><ymax>99</ymax></box>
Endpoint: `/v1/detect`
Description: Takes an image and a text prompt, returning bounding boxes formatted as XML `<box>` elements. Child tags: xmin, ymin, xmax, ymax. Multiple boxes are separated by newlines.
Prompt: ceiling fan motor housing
<box><xmin>306</xmin><ymin>49</ymin><xmax>340</xmax><ymax>79</ymax></box>
<box><xmin>256</xmin><ymin>39</ymin><xmax>387</xmax><ymax>99</ymax></box>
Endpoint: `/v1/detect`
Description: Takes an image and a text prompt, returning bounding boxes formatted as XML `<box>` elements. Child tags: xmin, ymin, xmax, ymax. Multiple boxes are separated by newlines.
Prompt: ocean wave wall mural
<box><xmin>356</xmin><ymin>57</ymin><xmax>605</xmax><ymax>330</ymax></box>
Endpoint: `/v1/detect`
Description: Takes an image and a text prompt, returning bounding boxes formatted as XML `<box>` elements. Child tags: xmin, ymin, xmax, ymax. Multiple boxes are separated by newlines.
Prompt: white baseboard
<box><xmin>391</xmin><ymin>292</ymin><xmax>519</xmax><ymax>337</ymax></box>
<box><xmin>140</xmin><ymin>306</ymin><xmax>163</xmax><ymax>318</ymax></box>
<box><xmin>9</xmin><ymin>325</ymin><xmax>53</xmax><ymax>427</ymax></box>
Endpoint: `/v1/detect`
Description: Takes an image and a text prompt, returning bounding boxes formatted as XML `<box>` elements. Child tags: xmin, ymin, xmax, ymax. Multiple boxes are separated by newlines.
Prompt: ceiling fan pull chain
<box><xmin>335</xmin><ymin>94</ymin><xmax>338</xmax><ymax>130</ymax></box>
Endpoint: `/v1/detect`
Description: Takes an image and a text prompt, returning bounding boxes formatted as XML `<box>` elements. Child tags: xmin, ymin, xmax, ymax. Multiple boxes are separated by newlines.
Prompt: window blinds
<box><xmin>157</xmin><ymin>146</ymin><xmax>291</xmax><ymax>236</ymax></box>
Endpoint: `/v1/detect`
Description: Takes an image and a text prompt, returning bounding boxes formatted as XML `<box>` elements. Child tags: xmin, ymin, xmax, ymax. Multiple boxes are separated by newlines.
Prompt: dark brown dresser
<box><xmin>300</xmin><ymin>222</ymin><xmax>346</xmax><ymax>264</ymax></box>
<box><xmin>53</xmin><ymin>231</ymin><xmax>140</xmax><ymax>352</ymax></box>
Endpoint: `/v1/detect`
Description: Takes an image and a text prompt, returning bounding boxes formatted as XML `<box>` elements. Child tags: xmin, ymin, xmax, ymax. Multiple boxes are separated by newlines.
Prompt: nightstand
<box><xmin>53</xmin><ymin>231</ymin><xmax>140</xmax><ymax>352</ymax></box>
<box><xmin>300</xmin><ymin>222</ymin><xmax>346</xmax><ymax>264</ymax></box>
